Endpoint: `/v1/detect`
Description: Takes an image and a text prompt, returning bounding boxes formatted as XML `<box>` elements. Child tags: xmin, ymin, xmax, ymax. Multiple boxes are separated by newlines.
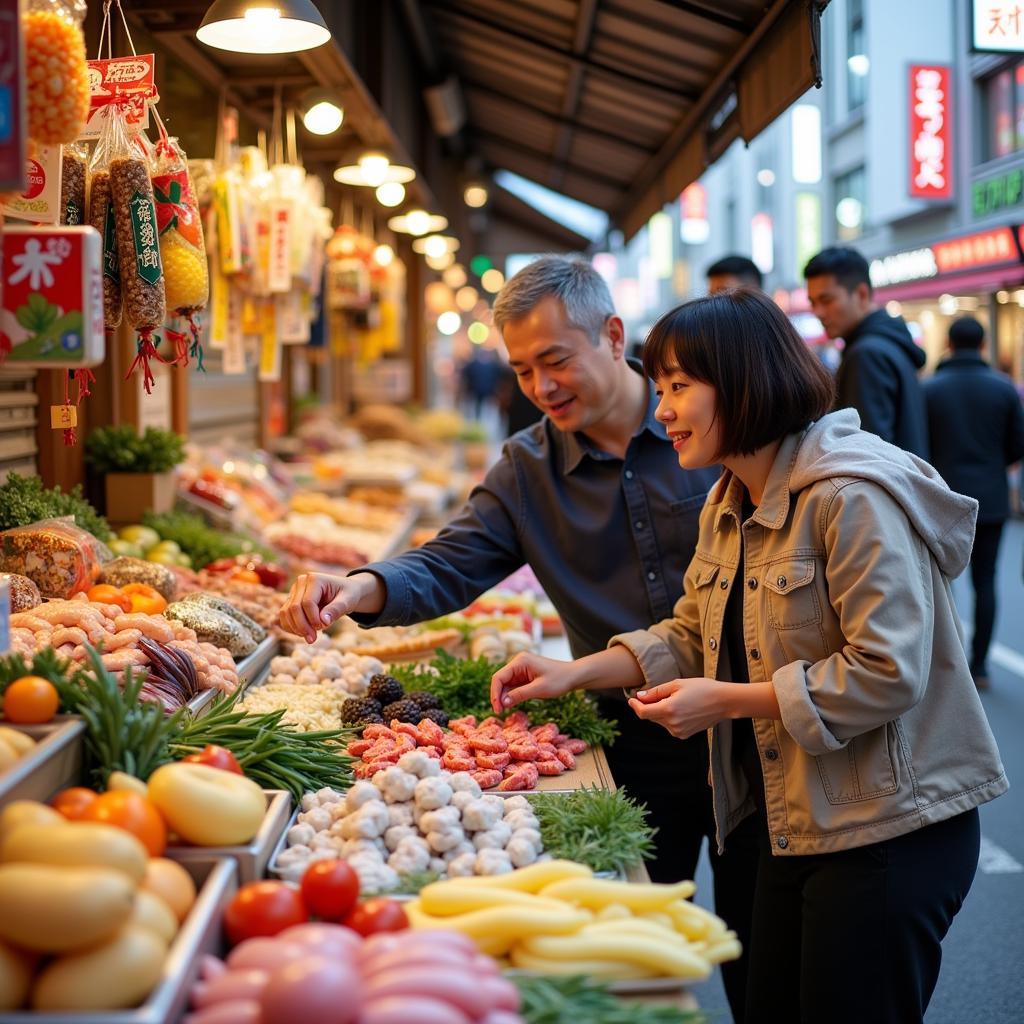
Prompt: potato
<box><xmin>128</xmin><ymin>889</ymin><xmax>178</xmax><ymax>947</ymax></box>
<box><xmin>0</xmin><ymin>801</ymin><xmax>62</xmax><ymax>847</ymax></box>
<box><xmin>32</xmin><ymin>925</ymin><xmax>165</xmax><ymax>1010</ymax></box>
<box><xmin>0</xmin><ymin>727</ymin><xmax>35</xmax><ymax>756</ymax></box>
<box><xmin>140</xmin><ymin>858</ymin><xmax>197</xmax><ymax>923</ymax></box>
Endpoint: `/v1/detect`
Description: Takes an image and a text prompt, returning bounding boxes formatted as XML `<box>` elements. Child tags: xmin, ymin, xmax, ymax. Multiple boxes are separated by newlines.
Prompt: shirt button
<box><xmin>777</xmin><ymin>575</ymin><xmax>787</xmax><ymax>588</ymax></box>
<box><xmin>750</xmin><ymin>648</ymin><xmax>760</xmax><ymax>660</ymax></box>
<box><xmin>719</xmin><ymin>578</ymin><xmax>729</xmax><ymax>589</ymax></box>
<box><xmin>748</xmin><ymin>578</ymin><xmax>758</xmax><ymax>590</ymax></box>
<box><xmin>777</xmin><ymin>835</ymin><xmax>789</xmax><ymax>849</ymax></box>
<box><xmin>708</xmin><ymin>638</ymin><xmax>717</xmax><ymax>650</ymax></box>
<box><xmin>625</xmin><ymin>470</ymin><xmax>634</xmax><ymax>479</ymax></box>
<box><xmin>635</xmin><ymin>521</ymin><xmax>644</xmax><ymax>530</ymax></box>
<box><xmin>765</xmin><ymin>748</ymin><xmax>778</xmax><ymax>761</ymax></box>
<box><xmin>647</xmin><ymin>570</ymin><xmax>657</xmax><ymax>581</ymax></box>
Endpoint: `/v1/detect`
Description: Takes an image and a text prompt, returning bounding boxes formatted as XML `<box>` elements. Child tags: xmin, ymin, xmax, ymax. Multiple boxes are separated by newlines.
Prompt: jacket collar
<box><xmin>561</xmin><ymin>360</ymin><xmax>662</xmax><ymax>474</ymax></box>
<box><xmin>937</xmin><ymin>351</ymin><xmax>986</xmax><ymax>371</ymax></box>
<box><xmin>710</xmin><ymin>428</ymin><xmax>807</xmax><ymax>532</ymax></box>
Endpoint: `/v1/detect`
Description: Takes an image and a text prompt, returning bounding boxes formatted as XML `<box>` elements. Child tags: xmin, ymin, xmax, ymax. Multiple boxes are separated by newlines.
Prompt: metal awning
<box><xmin>418</xmin><ymin>0</ymin><xmax>828</xmax><ymax>239</ymax></box>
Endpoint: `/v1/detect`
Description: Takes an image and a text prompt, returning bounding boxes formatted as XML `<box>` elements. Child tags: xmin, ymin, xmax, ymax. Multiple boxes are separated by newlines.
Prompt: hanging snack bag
<box><xmin>60</xmin><ymin>141</ymin><xmax>86</xmax><ymax>226</ymax></box>
<box><xmin>151</xmin><ymin>128</ymin><xmax>209</xmax><ymax>365</ymax></box>
<box><xmin>88</xmin><ymin>110</ymin><xmax>123</xmax><ymax>328</ymax></box>
<box><xmin>23</xmin><ymin>0</ymin><xmax>90</xmax><ymax>146</ymax></box>
<box><xmin>108</xmin><ymin>105</ymin><xmax>167</xmax><ymax>393</ymax></box>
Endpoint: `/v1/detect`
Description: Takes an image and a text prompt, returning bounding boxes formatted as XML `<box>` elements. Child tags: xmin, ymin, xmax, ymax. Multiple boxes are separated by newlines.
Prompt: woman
<box><xmin>491</xmin><ymin>289</ymin><xmax>1007</xmax><ymax>1024</ymax></box>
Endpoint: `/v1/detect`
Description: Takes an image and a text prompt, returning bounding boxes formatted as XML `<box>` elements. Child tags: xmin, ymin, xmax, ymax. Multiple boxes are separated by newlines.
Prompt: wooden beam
<box><xmin>550</xmin><ymin>0</ymin><xmax>600</xmax><ymax>191</ymax></box>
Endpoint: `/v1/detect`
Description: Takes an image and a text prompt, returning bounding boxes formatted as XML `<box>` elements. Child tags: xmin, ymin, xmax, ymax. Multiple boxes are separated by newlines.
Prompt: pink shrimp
<box><xmin>50</xmin><ymin>626</ymin><xmax>89</xmax><ymax>648</ymax></box>
<box><xmin>31</xmin><ymin>603</ymin><xmax>105</xmax><ymax>629</ymax></box>
<box><xmin>10</xmin><ymin>613</ymin><xmax>54</xmax><ymax>633</ymax></box>
<box><xmin>105</xmin><ymin>628</ymin><xmax>143</xmax><ymax>651</ymax></box>
<box><xmin>171</xmin><ymin>624</ymin><xmax>199</xmax><ymax>643</ymax></box>
<box><xmin>113</xmin><ymin>614</ymin><xmax>175</xmax><ymax>643</ymax></box>
<box><xmin>101</xmin><ymin>649</ymin><xmax>149</xmax><ymax>671</ymax></box>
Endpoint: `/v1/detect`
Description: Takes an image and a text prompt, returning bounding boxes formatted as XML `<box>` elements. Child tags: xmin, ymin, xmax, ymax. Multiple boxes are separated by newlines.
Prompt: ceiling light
<box><xmin>847</xmin><ymin>54</ymin><xmax>870</xmax><ymax>77</ymax></box>
<box><xmin>481</xmin><ymin>268</ymin><xmax>504</xmax><ymax>293</ymax></box>
<box><xmin>426</xmin><ymin>251</ymin><xmax>455</xmax><ymax>271</ymax></box>
<box><xmin>389</xmin><ymin>209</ymin><xmax>447</xmax><ymax>236</ymax></box>
<box><xmin>412</xmin><ymin>234</ymin><xmax>460</xmax><ymax>256</ymax></box>
<box><xmin>464</xmin><ymin>182</ymin><xmax>489</xmax><ymax>208</ymax></box>
<box><xmin>756</xmin><ymin>168</ymin><xmax>775</xmax><ymax>187</ymax></box>
<box><xmin>455</xmin><ymin>286</ymin><xmax>479</xmax><ymax>311</ymax></box>
<box><xmin>334</xmin><ymin>152</ymin><xmax>416</xmax><ymax>186</ymax></box>
<box><xmin>301</xmin><ymin>89</ymin><xmax>343</xmax><ymax>135</ymax></box>
<box><xmin>373</xmin><ymin>243</ymin><xmax>394</xmax><ymax>267</ymax></box>
<box><xmin>443</xmin><ymin>264</ymin><xmax>467</xmax><ymax>288</ymax></box>
<box><xmin>437</xmin><ymin>311</ymin><xmax>461</xmax><ymax>335</ymax></box>
<box><xmin>375</xmin><ymin>181</ymin><xmax>405</xmax><ymax>207</ymax></box>
<box><xmin>197</xmin><ymin>0</ymin><xmax>331</xmax><ymax>54</ymax></box>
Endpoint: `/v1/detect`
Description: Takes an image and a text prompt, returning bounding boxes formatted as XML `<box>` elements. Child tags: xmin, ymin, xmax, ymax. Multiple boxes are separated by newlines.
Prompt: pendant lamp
<box><xmin>197</xmin><ymin>0</ymin><xmax>331</xmax><ymax>54</ymax></box>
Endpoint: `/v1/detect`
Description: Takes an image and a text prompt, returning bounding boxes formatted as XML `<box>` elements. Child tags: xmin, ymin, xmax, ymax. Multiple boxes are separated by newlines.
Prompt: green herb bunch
<box><xmin>513</xmin><ymin>975</ymin><xmax>704</xmax><ymax>1024</ymax></box>
<box><xmin>0</xmin><ymin>473</ymin><xmax>112</xmax><ymax>541</ymax></box>
<box><xmin>389</xmin><ymin>651</ymin><xmax>617</xmax><ymax>747</ymax></box>
<box><xmin>529</xmin><ymin>786</ymin><xmax>656</xmax><ymax>874</ymax></box>
<box><xmin>85</xmin><ymin>425</ymin><xmax>186</xmax><ymax>474</ymax></box>
<box><xmin>142</xmin><ymin>510</ymin><xmax>274</xmax><ymax>571</ymax></box>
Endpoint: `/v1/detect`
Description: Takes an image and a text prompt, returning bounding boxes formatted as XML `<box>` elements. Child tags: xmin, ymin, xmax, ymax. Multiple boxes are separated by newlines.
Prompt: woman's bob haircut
<box><xmin>642</xmin><ymin>287</ymin><xmax>836</xmax><ymax>457</ymax></box>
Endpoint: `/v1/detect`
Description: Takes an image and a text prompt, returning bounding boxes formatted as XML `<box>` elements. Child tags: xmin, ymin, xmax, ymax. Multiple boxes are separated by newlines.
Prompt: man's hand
<box><xmin>627</xmin><ymin>677</ymin><xmax>727</xmax><ymax>740</ymax></box>
<box><xmin>278</xmin><ymin>572</ymin><xmax>385</xmax><ymax>643</ymax></box>
<box><xmin>490</xmin><ymin>651</ymin><xmax>579</xmax><ymax>713</ymax></box>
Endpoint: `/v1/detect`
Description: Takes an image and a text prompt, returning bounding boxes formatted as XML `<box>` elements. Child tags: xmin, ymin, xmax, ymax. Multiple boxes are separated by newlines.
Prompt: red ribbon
<box><xmin>164</xmin><ymin>327</ymin><xmax>190</xmax><ymax>367</ymax></box>
<box><xmin>126</xmin><ymin>329</ymin><xmax>162</xmax><ymax>395</ymax></box>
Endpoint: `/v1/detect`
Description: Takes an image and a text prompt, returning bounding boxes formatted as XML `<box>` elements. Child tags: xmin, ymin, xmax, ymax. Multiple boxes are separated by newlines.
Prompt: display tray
<box><xmin>164</xmin><ymin>789</ymin><xmax>292</xmax><ymax>884</ymax></box>
<box><xmin>0</xmin><ymin>717</ymin><xmax>86</xmax><ymax>808</ymax></box>
<box><xmin>186</xmin><ymin>634</ymin><xmax>279</xmax><ymax>717</ymax></box>
<box><xmin>499</xmin><ymin>745</ymin><xmax>615</xmax><ymax>796</ymax></box>
<box><xmin>0</xmin><ymin>857</ymin><xmax>237</xmax><ymax>1024</ymax></box>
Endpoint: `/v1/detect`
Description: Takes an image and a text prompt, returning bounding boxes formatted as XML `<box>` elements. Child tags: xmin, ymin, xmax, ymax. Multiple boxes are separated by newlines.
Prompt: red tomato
<box><xmin>300</xmin><ymin>859</ymin><xmax>360</xmax><ymax>921</ymax></box>
<box><xmin>182</xmin><ymin>744</ymin><xmax>243</xmax><ymax>775</ymax></box>
<box><xmin>224</xmin><ymin>881</ymin><xmax>308</xmax><ymax>946</ymax></box>
<box><xmin>342</xmin><ymin>898</ymin><xmax>409</xmax><ymax>937</ymax></box>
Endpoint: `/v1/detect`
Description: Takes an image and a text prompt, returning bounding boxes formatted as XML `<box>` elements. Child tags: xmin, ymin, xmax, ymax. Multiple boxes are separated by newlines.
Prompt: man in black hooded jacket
<box><xmin>805</xmin><ymin>246</ymin><xmax>929</xmax><ymax>459</ymax></box>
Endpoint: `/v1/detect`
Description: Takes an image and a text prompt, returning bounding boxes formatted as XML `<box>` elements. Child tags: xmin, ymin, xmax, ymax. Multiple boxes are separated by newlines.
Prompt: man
<box><xmin>280</xmin><ymin>256</ymin><xmax>754</xmax><ymax>1015</ymax></box>
<box><xmin>805</xmin><ymin>246</ymin><xmax>929</xmax><ymax>459</ymax></box>
<box><xmin>924</xmin><ymin>316</ymin><xmax>1024</xmax><ymax>689</ymax></box>
<box><xmin>706</xmin><ymin>255</ymin><xmax>763</xmax><ymax>294</ymax></box>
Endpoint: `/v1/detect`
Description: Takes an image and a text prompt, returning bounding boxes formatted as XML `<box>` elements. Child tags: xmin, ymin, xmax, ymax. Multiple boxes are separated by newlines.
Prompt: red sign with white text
<box><xmin>81</xmin><ymin>55</ymin><xmax>156</xmax><ymax>140</ymax></box>
<box><xmin>933</xmin><ymin>227</ymin><xmax>1018</xmax><ymax>273</ymax></box>
<box><xmin>909</xmin><ymin>64</ymin><xmax>953</xmax><ymax>200</ymax></box>
<box><xmin>0</xmin><ymin>4</ymin><xmax>26</xmax><ymax>193</ymax></box>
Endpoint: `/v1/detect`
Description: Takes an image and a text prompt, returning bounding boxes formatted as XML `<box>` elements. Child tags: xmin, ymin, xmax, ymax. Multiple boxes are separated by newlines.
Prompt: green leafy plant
<box><xmin>15</xmin><ymin>293</ymin><xmax>58</xmax><ymax>333</ymax></box>
<box><xmin>85</xmin><ymin>424</ymin><xmax>185</xmax><ymax>474</ymax></box>
<box><xmin>388</xmin><ymin>651</ymin><xmax>618</xmax><ymax>747</ymax></box>
<box><xmin>141</xmin><ymin>509</ymin><xmax>274</xmax><ymax>570</ymax></box>
<box><xmin>513</xmin><ymin>975</ymin><xmax>704</xmax><ymax>1024</ymax></box>
<box><xmin>529</xmin><ymin>787</ymin><xmax>656</xmax><ymax>874</ymax></box>
<box><xmin>0</xmin><ymin>473</ymin><xmax>112</xmax><ymax>541</ymax></box>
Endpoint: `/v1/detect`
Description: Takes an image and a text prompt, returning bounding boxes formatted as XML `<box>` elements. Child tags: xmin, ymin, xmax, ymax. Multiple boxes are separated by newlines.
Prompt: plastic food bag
<box><xmin>88</xmin><ymin>113</ymin><xmax>123</xmax><ymax>329</ymax></box>
<box><xmin>23</xmin><ymin>0</ymin><xmax>90</xmax><ymax>146</ymax></box>
<box><xmin>60</xmin><ymin>141</ymin><xmax>87</xmax><ymax>225</ymax></box>
<box><xmin>0</xmin><ymin>519</ymin><xmax>112</xmax><ymax>599</ymax></box>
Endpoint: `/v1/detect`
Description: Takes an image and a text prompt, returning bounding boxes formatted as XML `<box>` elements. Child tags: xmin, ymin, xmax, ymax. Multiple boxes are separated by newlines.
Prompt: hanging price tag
<box><xmin>50</xmin><ymin>404</ymin><xmax>78</xmax><ymax>429</ymax></box>
<box><xmin>209</xmin><ymin>265</ymin><xmax>229</xmax><ymax>349</ymax></box>
<box><xmin>258</xmin><ymin>302</ymin><xmax>281</xmax><ymax>382</ymax></box>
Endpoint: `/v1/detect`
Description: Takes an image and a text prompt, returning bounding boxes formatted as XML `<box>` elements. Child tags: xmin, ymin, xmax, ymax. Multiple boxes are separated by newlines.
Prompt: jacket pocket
<box><xmin>815</xmin><ymin>723</ymin><xmax>899</xmax><ymax>804</ymax></box>
<box><xmin>692</xmin><ymin>560</ymin><xmax>720</xmax><ymax>635</ymax></box>
<box><xmin>764</xmin><ymin>558</ymin><xmax>820</xmax><ymax>629</ymax></box>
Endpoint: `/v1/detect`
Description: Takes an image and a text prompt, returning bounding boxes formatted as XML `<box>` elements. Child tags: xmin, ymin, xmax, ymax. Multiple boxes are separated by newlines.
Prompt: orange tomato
<box><xmin>86</xmin><ymin>584</ymin><xmax>132</xmax><ymax>613</ymax></box>
<box><xmin>80</xmin><ymin>790</ymin><xmax>167</xmax><ymax>856</ymax></box>
<box><xmin>231</xmin><ymin>569</ymin><xmax>261</xmax><ymax>585</ymax></box>
<box><xmin>120</xmin><ymin>583</ymin><xmax>168</xmax><ymax>615</ymax></box>
<box><xmin>2</xmin><ymin>676</ymin><xmax>59</xmax><ymax>724</ymax></box>
<box><xmin>51</xmin><ymin>786</ymin><xmax>100</xmax><ymax>821</ymax></box>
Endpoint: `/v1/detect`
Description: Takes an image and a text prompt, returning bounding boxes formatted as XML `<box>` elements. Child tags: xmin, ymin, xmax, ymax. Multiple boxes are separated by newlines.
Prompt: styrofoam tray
<box><xmin>164</xmin><ymin>789</ymin><xmax>292</xmax><ymax>883</ymax></box>
<box><xmin>0</xmin><ymin>718</ymin><xmax>85</xmax><ymax>808</ymax></box>
<box><xmin>0</xmin><ymin>858</ymin><xmax>237</xmax><ymax>1023</ymax></box>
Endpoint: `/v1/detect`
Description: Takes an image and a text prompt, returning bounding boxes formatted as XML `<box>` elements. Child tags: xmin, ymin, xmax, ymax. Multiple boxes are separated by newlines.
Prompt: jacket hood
<box><xmin>789</xmin><ymin>410</ymin><xmax>978</xmax><ymax>577</ymax></box>
<box><xmin>849</xmin><ymin>309</ymin><xmax>927</xmax><ymax>369</ymax></box>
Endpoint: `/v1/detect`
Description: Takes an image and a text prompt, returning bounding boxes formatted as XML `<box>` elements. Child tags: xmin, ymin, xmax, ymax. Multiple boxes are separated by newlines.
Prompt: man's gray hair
<box><xmin>492</xmin><ymin>255</ymin><xmax>614</xmax><ymax>343</ymax></box>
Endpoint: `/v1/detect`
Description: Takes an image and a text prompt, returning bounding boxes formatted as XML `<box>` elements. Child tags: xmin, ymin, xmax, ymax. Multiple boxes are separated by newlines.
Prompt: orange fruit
<box><xmin>87</xmin><ymin>584</ymin><xmax>132</xmax><ymax>613</ymax></box>
<box><xmin>2</xmin><ymin>676</ymin><xmax>59</xmax><ymax>724</ymax></box>
<box><xmin>120</xmin><ymin>583</ymin><xmax>167</xmax><ymax>615</ymax></box>
<box><xmin>80</xmin><ymin>790</ymin><xmax>167</xmax><ymax>856</ymax></box>
<box><xmin>51</xmin><ymin>786</ymin><xmax>100</xmax><ymax>821</ymax></box>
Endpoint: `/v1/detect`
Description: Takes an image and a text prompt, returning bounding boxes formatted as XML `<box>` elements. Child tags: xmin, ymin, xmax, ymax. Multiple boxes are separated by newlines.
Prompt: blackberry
<box><xmin>406</xmin><ymin>690</ymin><xmax>442</xmax><ymax>712</ymax></box>
<box><xmin>420</xmin><ymin>707</ymin><xmax>450</xmax><ymax>728</ymax></box>
<box><xmin>340</xmin><ymin>697</ymin><xmax>383</xmax><ymax>726</ymax></box>
<box><xmin>368</xmin><ymin>674</ymin><xmax>405</xmax><ymax>706</ymax></box>
<box><xmin>382</xmin><ymin>699</ymin><xmax>423</xmax><ymax>724</ymax></box>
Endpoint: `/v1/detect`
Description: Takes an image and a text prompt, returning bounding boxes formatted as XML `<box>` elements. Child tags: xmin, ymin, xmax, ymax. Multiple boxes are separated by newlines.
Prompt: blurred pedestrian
<box><xmin>459</xmin><ymin>346</ymin><xmax>502</xmax><ymax>421</ymax></box>
<box><xmin>924</xmin><ymin>316</ymin><xmax>1024</xmax><ymax>689</ymax></box>
<box><xmin>707</xmin><ymin>255</ymin><xmax>763</xmax><ymax>294</ymax></box>
<box><xmin>805</xmin><ymin>246</ymin><xmax>929</xmax><ymax>459</ymax></box>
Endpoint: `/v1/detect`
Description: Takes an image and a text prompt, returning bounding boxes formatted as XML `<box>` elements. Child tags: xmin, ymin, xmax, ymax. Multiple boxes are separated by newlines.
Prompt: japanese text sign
<box><xmin>974</xmin><ymin>1</ymin><xmax>1024</xmax><ymax>52</ymax></box>
<box><xmin>81</xmin><ymin>55</ymin><xmax>155</xmax><ymax>139</ymax></box>
<box><xmin>909</xmin><ymin>64</ymin><xmax>953</xmax><ymax>200</ymax></box>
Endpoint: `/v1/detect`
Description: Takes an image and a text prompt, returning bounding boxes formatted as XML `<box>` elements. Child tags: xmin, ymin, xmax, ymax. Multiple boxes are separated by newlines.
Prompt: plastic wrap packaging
<box><xmin>60</xmin><ymin>141</ymin><xmax>86</xmax><ymax>225</ymax></box>
<box><xmin>164</xmin><ymin>601</ymin><xmax>258</xmax><ymax>658</ymax></box>
<box><xmin>0</xmin><ymin>573</ymin><xmax>42</xmax><ymax>612</ymax></box>
<box><xmin>0</xmin><ymin>519</ymin><xmax>112</xmax><ymax>599</ymax></box>
<box><xmin>88</xmin><ymin>112</ymin><xmax>123</xmax><ymax>328</ymax></box>
<box><xmin>99</xmin><ymin>556</ymin><xmax>178</xmax><ymax>601</ymax></box>
<box><xmin>23</xmin><ymin>0</ymin><xmax>90</xmax><ymax>146</ymax></box>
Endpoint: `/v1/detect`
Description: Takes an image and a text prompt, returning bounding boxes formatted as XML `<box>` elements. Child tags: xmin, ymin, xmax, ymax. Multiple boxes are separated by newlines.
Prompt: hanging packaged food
<box><xmin>23</xmin><ymin>0</ymin><xmax>90</xmax><ymax>146</ymax></box>
<box><xmin>60</xmin><ymin>141</ymin><xmax>86</xmax><ymax>226</ymax></box>
<box><xmin>107</xmin><ymin>103</ymin><xmax>167</xmax><ymax>393</ymax></box>
<box><xmin>88</xmin><ymin>108</ymin><xmax>123</xmax><ymax>329</ymax></box>
<box><xmin>151</xmin><ymin>116</ymin><xmax>209</xmax><ymax>368</ymax></box>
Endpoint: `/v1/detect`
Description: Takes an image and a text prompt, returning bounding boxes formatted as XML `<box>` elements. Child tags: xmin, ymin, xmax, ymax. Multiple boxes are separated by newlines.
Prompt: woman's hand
<box><xmin>628</xmin><ymin>677</ymin><xmax>728</xmax><ymax>740</ymax></box>
<box><xmin>490</xmin><ymin>652</ymin><xmax>579</xmax><ymax>713</ymax></box>
<box><xmin>278</xmin><ymin>571</ymin><xmax>384</xmax><ymax>643</ymax></box>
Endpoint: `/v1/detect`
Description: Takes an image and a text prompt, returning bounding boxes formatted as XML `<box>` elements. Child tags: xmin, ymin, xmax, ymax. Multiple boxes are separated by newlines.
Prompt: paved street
<box><xmin>693</xmin><ymin>519</ymin><xmax>1024</xmax><ymax>1023</ymax></box>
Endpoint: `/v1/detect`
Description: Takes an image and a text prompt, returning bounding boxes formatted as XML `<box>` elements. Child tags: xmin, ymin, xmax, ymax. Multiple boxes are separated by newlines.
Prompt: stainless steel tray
<box><xmin>0</xmin><ymin>717</ymin><xmax>86</xmax><ymax>808</ymax></box>
<box><xmin>0</xmin><ymin>857</ymin><xmax>237</xmax><ymax>1023</ymax></box>
<box><xmin>164</xmin><ymin>789</ymin><xmax>292</xmax><ymax>883</ymax></box>
<box><xmin>185</xmin><ymin>634</ymin><xmax>279</xmax><ymax>718</ymax></box>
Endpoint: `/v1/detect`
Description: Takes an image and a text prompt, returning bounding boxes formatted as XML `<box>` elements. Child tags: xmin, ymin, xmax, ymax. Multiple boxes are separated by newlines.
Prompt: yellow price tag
<box><xmin>50</xmin><ymin>405</ymin><xmax>78</xmax><ymax>429</ymax></box>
